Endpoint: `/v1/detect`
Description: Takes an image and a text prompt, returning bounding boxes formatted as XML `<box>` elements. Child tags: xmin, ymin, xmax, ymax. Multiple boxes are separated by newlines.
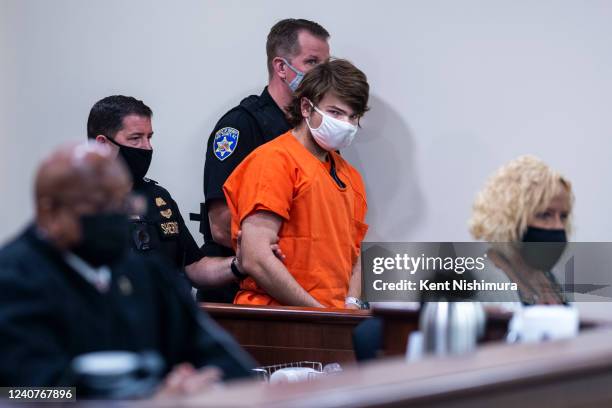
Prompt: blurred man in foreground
<box><xmin>0</xmin><ymin>143</ymin><xmax>255</xmax><ymax>393</ymax></box>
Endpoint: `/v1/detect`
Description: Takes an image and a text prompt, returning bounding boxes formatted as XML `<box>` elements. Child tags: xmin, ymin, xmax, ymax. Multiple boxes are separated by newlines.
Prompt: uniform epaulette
<box><xmin>142</xmin><ymin>177</ymin><xmax>158</xmax><ymax>185</ymax></box>
<box><xmin>239</xmin><ymin>94</ymin><xmax>262</xmax><ymax>110</ymax></box>
<box><xmin>216</xmin><ymin>94</ymin><xmax>259</xmax><ymax>123</ymax></box>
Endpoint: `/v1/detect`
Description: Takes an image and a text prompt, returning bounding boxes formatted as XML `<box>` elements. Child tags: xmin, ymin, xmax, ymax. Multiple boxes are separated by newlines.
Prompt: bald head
<box><xmin>35</xmin><ymin>143</ymin><xmax>131</xmax><ymax>250</ymax></box>
<box><xmin>36</xmin><ymin>143</ymin><xmax>131</xmax><ymax>207</ymax></box>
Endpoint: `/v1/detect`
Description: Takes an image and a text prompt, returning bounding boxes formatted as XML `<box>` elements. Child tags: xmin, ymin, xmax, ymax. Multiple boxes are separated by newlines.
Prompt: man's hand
<box><xmin>154</xmin><ymin>363</ymin><xmax>221</xmax><ymax>399</ymax></box>
<box><xmin>347</xmin><ymin>254</ymin><xmax>362</xmax><ymax>300</ymax></box>
<box><xmin>185</xmin><ymin>230</ymin><xmax>286</xmax><ymax>287</ymax></box>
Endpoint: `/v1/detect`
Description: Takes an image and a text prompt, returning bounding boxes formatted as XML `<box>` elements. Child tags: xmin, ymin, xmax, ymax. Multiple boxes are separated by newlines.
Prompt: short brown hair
<box><xmin>266</xmin><ymin>19</ymin><xmax>329</xmax><ymax>76</ymax></box>
<box><xmin>286</xmin><ymin>59</ymin><xmax>370</xmax><ymax>127</ymax></box>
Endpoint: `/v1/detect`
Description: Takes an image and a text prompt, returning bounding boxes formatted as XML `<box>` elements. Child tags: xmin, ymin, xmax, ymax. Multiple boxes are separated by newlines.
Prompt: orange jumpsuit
<box><xmin>223</xmin><ymin>131</ymin><xmax>368</xmax><ymax>308</ymax></box>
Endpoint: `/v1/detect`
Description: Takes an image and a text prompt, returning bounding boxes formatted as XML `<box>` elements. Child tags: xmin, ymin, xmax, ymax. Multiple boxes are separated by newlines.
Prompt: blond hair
<box><xmin>469</xmin><ymin>155</ymin><xmax>574</xmax><ymax>242</ymax></box>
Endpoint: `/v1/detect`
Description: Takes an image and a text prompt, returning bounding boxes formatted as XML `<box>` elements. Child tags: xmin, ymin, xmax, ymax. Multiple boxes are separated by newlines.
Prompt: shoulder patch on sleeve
<box><xmin>213</xmin><ymin>127</ymin><xmax>239</xmax><ymax>161</ymax></box>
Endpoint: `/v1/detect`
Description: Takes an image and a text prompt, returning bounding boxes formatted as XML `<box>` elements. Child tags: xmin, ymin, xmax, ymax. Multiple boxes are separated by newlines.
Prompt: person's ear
<box><xmin>95</xmin><ymin>134</ymin><xmax>108</xmax><ymax>144</ymax></box>
<box><xmin>300</xmin><ymin>98</ymin><xmax>313</xmax><ymax>119</ymax></box>
<box><xmin>272</xmin><ymin>57</ymin><xmax>288</xmax><ymax>80</ymax></box>
<box><xmin>36</xmin><ymin>197</ymin><xmax>54</xmax><ymax>227</ymax></box>
<box><xmin>36</xmin><ymin>197</ymin><xmax>66</xmax><ymax>243</ymax></box>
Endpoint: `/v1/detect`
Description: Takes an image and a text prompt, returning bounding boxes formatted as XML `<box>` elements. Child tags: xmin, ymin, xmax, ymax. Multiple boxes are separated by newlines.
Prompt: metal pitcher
<box><xmin>420</xmin><ymin>301</ymin><xmax>485</xmax><ymax>356</ymax></box>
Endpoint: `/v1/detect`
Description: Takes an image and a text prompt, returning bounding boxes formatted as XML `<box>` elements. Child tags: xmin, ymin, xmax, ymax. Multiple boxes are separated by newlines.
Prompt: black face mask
<box><xmin>520</xmin><ymin>226</ymin><xmax>567</xmax><ymax>271</ymax></box>
<box><xmin>521</xmin><ymin>226</ymin><xmax>567</xmax><ymax>243</ymax></box>
<box><xmin>107</xmin><ymin>137</ymin><xmax>153</xmax><ymax>184</ymax></box>
<box><xmin>72</xmin><ymin>213</ymin><xmax>129</xmax><ymax>267</ymax></box>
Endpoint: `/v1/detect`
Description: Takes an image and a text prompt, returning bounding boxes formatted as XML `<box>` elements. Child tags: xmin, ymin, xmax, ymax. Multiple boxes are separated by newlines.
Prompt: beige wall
<box><xmin>2</xmin><ymin>0</ymin><xmax>612</xmax><ymax>244</ymax></box>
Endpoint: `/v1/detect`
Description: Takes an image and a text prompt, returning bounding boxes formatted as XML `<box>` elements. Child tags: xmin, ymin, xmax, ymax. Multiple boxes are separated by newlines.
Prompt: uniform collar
<box><xmin>261</xmin><ymin>86</ymin><xmax>287</xmax><ymax>119</ymax></box>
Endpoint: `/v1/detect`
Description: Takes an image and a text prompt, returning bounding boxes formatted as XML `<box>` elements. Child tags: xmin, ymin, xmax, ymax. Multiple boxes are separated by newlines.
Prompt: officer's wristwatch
<box><xmin>231</xmin><ymin>257</ymin><xmax>248</xmax><ymax>281</ymax></box>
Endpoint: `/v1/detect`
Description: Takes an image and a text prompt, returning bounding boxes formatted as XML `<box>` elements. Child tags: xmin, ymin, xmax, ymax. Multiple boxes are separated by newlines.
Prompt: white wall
<box><xmin>2</xmin><ymin>0</ymin><xmax>611</xmax><ymax>244</ymax></box>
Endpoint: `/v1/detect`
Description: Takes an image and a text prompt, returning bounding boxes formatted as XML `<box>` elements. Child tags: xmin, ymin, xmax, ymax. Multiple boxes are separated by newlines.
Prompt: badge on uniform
<box><xmin>213</xmin><ymin>127</ymin><xmax>239</xmax><ymax>161</ymax></box>
<box><xmin>118</xmin><ymin>275</ymin><xmax>133</xmax><ymax>296</ymax></box>
<box><xmin>160</xmin><ymin>209</ymin><xmax>173</xmax><ymax>219</ymax></box>
<box><xmin>160</xmin><ymin>221</ymin><xmax>179</xmax><ymax>236</ymax></box>
<box><xmin>155</xmin><ymin>197</ymin><xmax>167</xmax><ymax>207</ymax></box>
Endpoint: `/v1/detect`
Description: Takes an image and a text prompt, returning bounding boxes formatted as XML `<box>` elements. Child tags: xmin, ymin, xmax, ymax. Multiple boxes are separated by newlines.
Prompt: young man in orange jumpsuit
<box><xmin>224</xmin><ymin>59</ymin><xmax>369</xmax><ymax>309</ymax></box>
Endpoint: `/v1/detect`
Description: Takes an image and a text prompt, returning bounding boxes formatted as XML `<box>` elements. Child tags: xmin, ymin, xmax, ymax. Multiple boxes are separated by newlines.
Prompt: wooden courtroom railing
<box><xmin>201</xmin><ymin>303</ymin><xmax>371</xmax><ymax>366</ymax></box>
<box><xmin>202</xmin><ymin>302</ymin><xmax>605</xmax><ymax>368</ymax></box>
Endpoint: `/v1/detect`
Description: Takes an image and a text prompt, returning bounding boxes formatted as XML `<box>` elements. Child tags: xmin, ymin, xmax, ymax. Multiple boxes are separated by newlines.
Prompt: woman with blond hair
<box><xmin>469</xmin><ymin>155</ymin><xmax>574</xmax><ymax>304</ymax></box>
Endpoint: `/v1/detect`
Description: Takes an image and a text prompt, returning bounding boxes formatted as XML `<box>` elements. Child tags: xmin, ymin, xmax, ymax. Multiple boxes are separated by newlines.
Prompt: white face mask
<box><xmin>305</xmin><ymin>101</ymin><xmax>358</xmax><ymax>151</ymax></box>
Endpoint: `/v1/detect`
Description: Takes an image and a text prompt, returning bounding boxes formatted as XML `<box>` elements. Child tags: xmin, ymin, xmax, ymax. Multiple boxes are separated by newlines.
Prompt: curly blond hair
<box><xmin>469</xmin><ymin>155</ymin><xmax>574</xmax><ymax>242</ymax></box>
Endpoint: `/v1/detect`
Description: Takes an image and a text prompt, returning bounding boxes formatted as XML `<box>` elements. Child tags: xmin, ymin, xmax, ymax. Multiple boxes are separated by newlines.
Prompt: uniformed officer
<box><xmin>197</xmin><ymin>18</ymin><xmax>331</xmax><ymax>302</ymax></box>
<box><xmin>87</xmin><ymin>95</ymin><xmax>241</xmax><ymax>290</ymax></box>
<box><xmin>0</xmin><ymin>143</ymin><xmax>255</xmax><ymax>390</ymax></box>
